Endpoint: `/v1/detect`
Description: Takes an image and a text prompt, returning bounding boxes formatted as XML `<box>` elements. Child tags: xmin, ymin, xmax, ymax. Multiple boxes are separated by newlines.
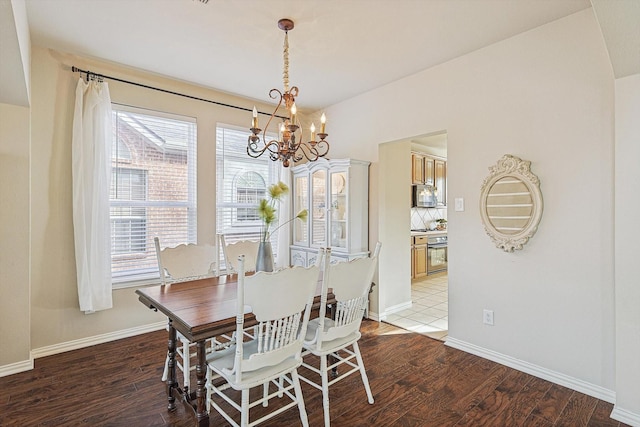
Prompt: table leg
<box><xmin>195</xmin><ymin>340</ymin><xmax>209</xmax><ymax>426</ymax></box>
<box><xmin>167</xmin><ymin>322</ymin><xmax>178</xmax><ymax>411</ymax></box>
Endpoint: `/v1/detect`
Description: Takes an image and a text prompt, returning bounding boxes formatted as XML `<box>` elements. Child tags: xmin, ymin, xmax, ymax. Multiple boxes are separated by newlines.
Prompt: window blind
<box><xmin>216</xmin><ymin>125</ymin><xmax>280</xmax><ymax>270</ymax></box>
<box><xmin>111</xmin><ymin>106</ymin><xmax>197</xmax><ymax>285</ymax></box>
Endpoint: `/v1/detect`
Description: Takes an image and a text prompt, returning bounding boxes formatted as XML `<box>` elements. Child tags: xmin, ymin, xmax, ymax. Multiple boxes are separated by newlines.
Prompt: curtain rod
<box><xmin>71</xmin><ymin>66</ymin><xmax>286</xmax><ymax>119</ymax></box>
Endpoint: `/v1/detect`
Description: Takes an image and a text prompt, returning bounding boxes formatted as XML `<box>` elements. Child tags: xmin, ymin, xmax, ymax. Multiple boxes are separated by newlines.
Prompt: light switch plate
<box><xmin>455</xmin><ymin>197</ymin><xmax>464</xmax><ymax>212</ymax></box>
<box><xmin>483</xmin><ymin>309</ymin><xmax>494</xmax><ymax>326</ymax></box>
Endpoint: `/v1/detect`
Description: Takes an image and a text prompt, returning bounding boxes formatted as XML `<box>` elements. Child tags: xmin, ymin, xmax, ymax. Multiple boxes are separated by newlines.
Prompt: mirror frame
<box><xmin>479</xmin><ymin>154</ymin><xmax>543</xmax><ymax>252</ymax></box>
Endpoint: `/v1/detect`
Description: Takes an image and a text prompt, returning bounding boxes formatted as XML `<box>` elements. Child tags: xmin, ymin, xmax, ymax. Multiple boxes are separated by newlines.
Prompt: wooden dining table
<box><xmin>136</xmin><ymin>273</ymin><xmax>332</xmax><ymax>427</ymax></box>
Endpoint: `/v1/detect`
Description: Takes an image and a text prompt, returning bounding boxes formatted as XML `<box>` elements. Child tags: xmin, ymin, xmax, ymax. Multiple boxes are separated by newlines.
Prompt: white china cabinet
<box><xmin>290</xmin><ymin>158</ymin><xmax>370</xmax><ymax>267</ymax></box>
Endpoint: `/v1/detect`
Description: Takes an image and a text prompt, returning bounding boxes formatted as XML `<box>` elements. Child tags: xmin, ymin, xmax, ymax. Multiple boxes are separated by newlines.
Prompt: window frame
<box><xmin>110</xmin><ymin>104</ymin><xmax>197</xmax><ymax>289</ymax></box>
<box><xmin>216</xmin><ymin>124</ymin><xmax>281</xmax><ymax>271</ymax></box>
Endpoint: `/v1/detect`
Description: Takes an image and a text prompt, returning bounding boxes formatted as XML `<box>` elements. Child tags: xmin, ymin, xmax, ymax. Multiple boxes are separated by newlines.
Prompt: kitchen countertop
<box><xmin>411</xmin><ymin>229</ymin><xmax>447</xmax><ymax>236</ymax></box>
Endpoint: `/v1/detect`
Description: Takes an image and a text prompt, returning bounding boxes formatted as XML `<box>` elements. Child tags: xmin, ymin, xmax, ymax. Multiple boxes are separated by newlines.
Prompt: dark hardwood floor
<box><xmin>0</xmin><ymin>320</ymin><xmax>627</xmax><ymax>426</ymax></box>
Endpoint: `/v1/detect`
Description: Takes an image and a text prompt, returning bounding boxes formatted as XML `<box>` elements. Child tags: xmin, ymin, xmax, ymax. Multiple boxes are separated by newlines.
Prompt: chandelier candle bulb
<box><xmin>320</xmin><ymin>113</ymin><xmax>326</xmax><ymax>134</ymax></box>
<box><xmin>252</xmin><ymin>106</ymin><xmax>258</xmax><ymax>129</ymax></box>
<box><xmin>290</xmin><ymin>103</ymin><xmax>297</xmax><ymax>125</ymax></box>
<box><xmin>310</xmin><ymin>123</ymin><xmax>316</xmax><ymax>142</ymax></box>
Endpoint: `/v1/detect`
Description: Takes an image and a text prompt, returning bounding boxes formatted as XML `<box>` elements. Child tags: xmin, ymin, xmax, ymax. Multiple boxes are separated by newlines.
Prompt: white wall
<box><xmin>324</xmin><ymin>9</ymin><xmax>618</xmax><ymax>399</ymax></box>
<box><xmin>0</xmin><ymin>0</ymin><xmax>30</xmax><ymax>106</ymax></box>
<box><xmin>377</xmin><ymin>140</ymin><xmax>412</xmax><ymax>314</ymax></box>
<box><xmin>0</xmin><ymin>103</ymin><xmax>30</xmax><ymax>368</ymax></box>
<box><xmin>26</xmin><ymin>47</ymin><xmax>278</xmax><ymax>353</ymax></box>
<box><xmin>613</xmin><ymin>73</ymin><xmax>640</xmax><ymax>424</ymax></box>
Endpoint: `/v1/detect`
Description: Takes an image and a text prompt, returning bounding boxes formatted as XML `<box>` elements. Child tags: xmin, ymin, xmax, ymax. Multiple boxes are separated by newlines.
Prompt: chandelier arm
<box><xmin>296</xmin><ymin>121</ymin><xmax>304</xmax><ymax>144</ymax></box>
<box><xmin>290</xmin><ymin>138</ymin><xmax>305</xmax><ymax>163</ymax></box>
<box><xmin>247</xmin><ymin>137</ymin><xmax>281</xmax><ymax>159</ymax></box>
<box><xmin>262</xmin><ymin>89</ymin><xmax>284</xmax><ymax>143</ymax></box>
<box><xmin>311</xmin><ymin>139</ymin><xmax>330</xmax><ymax>158</ymax></box>
<box><xmin>266</xmin><ymin>138</ymin><xmax>284</xmax><ymax>155</ymax></box>
<box><xmin>292</xmin><ymin>151</ymin><xmax>304</xmax><ymax>163</ymax></box>
<box><xmin>293</xmin><ymin>141</ymin><xmax>322</xmax><ymax>162</ymax></box>
<box><xmin>268</xmin><ymin>88</ymin><xmax>282</xmax><ymax>101</ymax></box>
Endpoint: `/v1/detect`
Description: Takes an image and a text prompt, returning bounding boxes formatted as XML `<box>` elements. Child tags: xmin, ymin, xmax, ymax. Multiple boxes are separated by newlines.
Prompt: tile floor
<box><xmin>383</xmin><ymin>272</ymin><xmax>448</xmax><ymax>340</ymax></box>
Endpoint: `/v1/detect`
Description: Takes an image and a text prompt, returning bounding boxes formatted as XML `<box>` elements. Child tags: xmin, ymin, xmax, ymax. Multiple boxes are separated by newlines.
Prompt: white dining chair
<box><xmin>299</xmin><ymin>242</ymin><xmax>382</xmax><ymax>427</ymax></box>
<box><xmin>205</xmin><ymin>255</ymin><xmax>320</xmax><ymax>427</ymax></box>
<box><xmin>154</xmin><ymin>237</ymin><xmax>219</xmax><ymax>390</ymax></box>
<box><xmin>219</xmin><ymin>234</ymin><xmax>260</xmax><ymax>274</ymax></box>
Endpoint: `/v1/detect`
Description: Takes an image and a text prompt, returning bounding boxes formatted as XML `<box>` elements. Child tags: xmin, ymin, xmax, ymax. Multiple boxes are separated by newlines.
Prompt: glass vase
<box><xmin>256</xmin><ymin>241</ymin><xmax>274</xmax><ymax>272</ymax></box>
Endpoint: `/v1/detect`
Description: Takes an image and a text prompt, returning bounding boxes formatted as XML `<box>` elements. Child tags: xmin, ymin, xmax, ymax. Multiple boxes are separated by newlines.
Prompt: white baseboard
<box><xmin>446</xmin><ymin>337</ymin><xmax>617</xmax><ymax>404</ymax></box>
<box><xmin>377</xmin><ymin>300</ymin><xmax>413</xmax><ymax>321</ymax></box>
<box><xmin>611</xmin><ymin>406</ymin><xmax>640</xmax><ymax>427</ymax></box>
<box><xmin>0</xmin><ymin>359</ymin><xmax>34</xmax><ymax>378</ymax></box>
<box><xmin>367</xmin><ymin>311</ymin><xmax>381</xmax><ymax>321</ymax></box>
<box><xmin>30</xmin><ymin>321</ymin><xmax>167</xmax><ymax>360</ymax></box>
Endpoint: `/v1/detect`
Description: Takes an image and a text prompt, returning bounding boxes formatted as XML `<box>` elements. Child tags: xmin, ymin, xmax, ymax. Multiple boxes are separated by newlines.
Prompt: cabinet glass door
<box><xmin>330</xmin><ymin>171</ymin><xmax>347</xmax><ymax>249</ymax></box>
<box><xmin>311</xmin><ymin>169</ymin><xmax>326</xmax><ymax>246</ymax></box>
<box><xmin>292</xmin><ymin>175</ymin><xmax>308</xmax><ymax>245</ymax></box>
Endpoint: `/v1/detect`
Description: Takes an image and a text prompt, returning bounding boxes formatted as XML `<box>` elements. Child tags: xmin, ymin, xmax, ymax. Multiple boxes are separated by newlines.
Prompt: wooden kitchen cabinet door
<box><xmin>414</xmin><ymin>244</ymin><xmax>428</xmax><ymax>278</ymax></box>
<box><xmin>412</xmin><ymin>153</ymin><xmax>425</xmax><ymax>184</ymax></box>
<box><xmin>412</xmin><ymin>153</ymin><xmax>438</xmax><ymax>187</ymax></box>
<box><xmin>411</xmin><ymin>246</ymin><xmax>415</xmax><ymax>278</ymax></box>
<box><xmin>423</xmin><ymin>157</ymin><xmax>435</xmax><ymax>186</ymax></box>
<box><xmin>434</xmin><ymin>159</ymin><xmax>446</xmax><ymax>206</ymax></box>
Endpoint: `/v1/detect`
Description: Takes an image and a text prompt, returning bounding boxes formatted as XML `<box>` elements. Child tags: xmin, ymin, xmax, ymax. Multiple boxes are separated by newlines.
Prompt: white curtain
<box><xmin>72</xmin><ymin>78</ymin><xmax>113</xmax><ymax>313</ymax></box>
<box><xmin>275</xmin><ymin>163</ymin><xmax>292</xmax><ymax>268</ymax></box>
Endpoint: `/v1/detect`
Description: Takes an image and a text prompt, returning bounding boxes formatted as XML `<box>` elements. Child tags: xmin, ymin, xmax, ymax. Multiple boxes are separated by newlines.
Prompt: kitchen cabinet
<box><xmin>434</xmin><ymin>159</ymin><xmax>446</xmax><ymax>206</ymax></box>
<box><xmin>411</xmin><ymin>245</ymin><xmax>415</xmax><ymax>278</ymax></box>
<box><xmin>412</xmin><ymin>153</ymin><xmax>425</xmax><ymax>184</ymax></box>
<box><xmin>290</xmin><ymin>158</ymin><xmax>370</xmax><ymax>267</ymax></box>
<box><xmin>412</xmin><ymin>235</ymin><xmax>428</xmax><ymax>279</ymax></box>
<box><xmin>412</xmin><ymin>152</ymin><xmax>446</xmax><ymax>206</ymax></box>
<box><xmin>411</xmin><ymin>232</ymin><xmax>448</xmax><ymax>279</ymax></box>
<box><xmin>424</xmin><ymin>157</ymin><xmax>435</xmax><ymax>186</ymax></box>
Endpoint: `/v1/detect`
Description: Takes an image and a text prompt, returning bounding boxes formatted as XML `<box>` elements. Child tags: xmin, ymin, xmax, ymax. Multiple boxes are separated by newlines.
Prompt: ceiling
<box><xmin>2</xmin><ymin>0</ymin><xmax>636</xmax><ymax>112</ymax></box>
<box><xmin>21</xmin><ymin>0</ymin><xmax>598</xmax><ymax>112</ymax></box>
<box><xmin>591</xmin><ymin>0</ymin><xmax>640</xmax><ymax>79</ymax></box>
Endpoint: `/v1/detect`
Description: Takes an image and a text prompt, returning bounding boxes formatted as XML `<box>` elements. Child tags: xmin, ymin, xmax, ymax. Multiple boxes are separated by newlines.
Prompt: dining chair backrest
<box><xmin>154</xmin><ymin>237</ymin><xmax>217</xmax><ymax>284</ymax></box>
<box><xmin>311</xmin><ymin>243</ymin><xmax>381</xmax><ymax>348</ymax></box>
<box><xmin>219</xmin><ymin>234</ymin><xmax>260</xmax><ymax>274</ymax></box>
<box><xmin>232</xmin><ymin>255</ymin><xmax>319</xmax><ymax>380</ymax></box>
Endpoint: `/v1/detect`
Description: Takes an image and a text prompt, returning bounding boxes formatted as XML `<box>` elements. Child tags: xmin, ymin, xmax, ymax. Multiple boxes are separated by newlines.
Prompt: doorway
<box><xmin>377</xmin><ymin>132</ymin><xmax>448</xmax><ymax>341</ymax></box>
<box><xmin>386</xmin><ymin>272</ymin><xmax>449</xmax><ymax>340</ymax></box>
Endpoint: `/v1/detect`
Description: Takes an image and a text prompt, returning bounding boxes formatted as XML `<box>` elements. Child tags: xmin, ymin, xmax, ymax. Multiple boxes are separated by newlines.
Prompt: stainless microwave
<box><xmin>412</xmin><ymin>185</ymin><xmax>437</xmax><ymax>208</ymax></box>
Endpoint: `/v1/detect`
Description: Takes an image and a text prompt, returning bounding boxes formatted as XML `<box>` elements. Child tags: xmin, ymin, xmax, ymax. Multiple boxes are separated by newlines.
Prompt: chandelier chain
<box><xmin>283</xmin><ymin>31</ymin><xmax>290</xmax><ymax>93</ymax></box>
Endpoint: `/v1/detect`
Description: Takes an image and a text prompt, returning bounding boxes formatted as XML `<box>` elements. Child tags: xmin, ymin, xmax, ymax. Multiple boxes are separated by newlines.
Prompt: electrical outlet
<box><xmin>483</xmin><ymin>309</ymin><xmax>494</xmax><ymax>326</ymax></box>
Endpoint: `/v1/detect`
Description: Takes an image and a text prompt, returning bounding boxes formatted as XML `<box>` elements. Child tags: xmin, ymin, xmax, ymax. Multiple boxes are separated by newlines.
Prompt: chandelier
<box><xmin>247</xmin><ymin>18</ymin><xmax>329</xmax><ymax>167</ymax></box>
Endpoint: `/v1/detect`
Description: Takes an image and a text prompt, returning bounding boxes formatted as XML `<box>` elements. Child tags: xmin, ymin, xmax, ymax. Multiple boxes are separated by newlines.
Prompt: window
<box><xmin>216</xmin><ymin>125</ymin><xmax>280</xmax><ymax>269</ymax></box>
<box><xmin>235</xmin><ymin>171</ymin><xmax>266</xmax><ymax>222</ymax></box>
<box><xmin>111</xmin><ymin>106</ymin><xmax>197</xmax><ymax>285</ymax></box>
<box><xmin>111</xmin><ymin>168</ymin><xmax>147</xmax><ymax>254</ymax></box>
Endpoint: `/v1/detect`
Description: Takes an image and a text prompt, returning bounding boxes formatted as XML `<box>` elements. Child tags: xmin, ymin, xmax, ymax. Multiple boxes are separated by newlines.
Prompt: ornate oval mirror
<box><xmin>480</xmin><ymin>155</ymin><xmax>543</xmax><ymax>252</ymax></box>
